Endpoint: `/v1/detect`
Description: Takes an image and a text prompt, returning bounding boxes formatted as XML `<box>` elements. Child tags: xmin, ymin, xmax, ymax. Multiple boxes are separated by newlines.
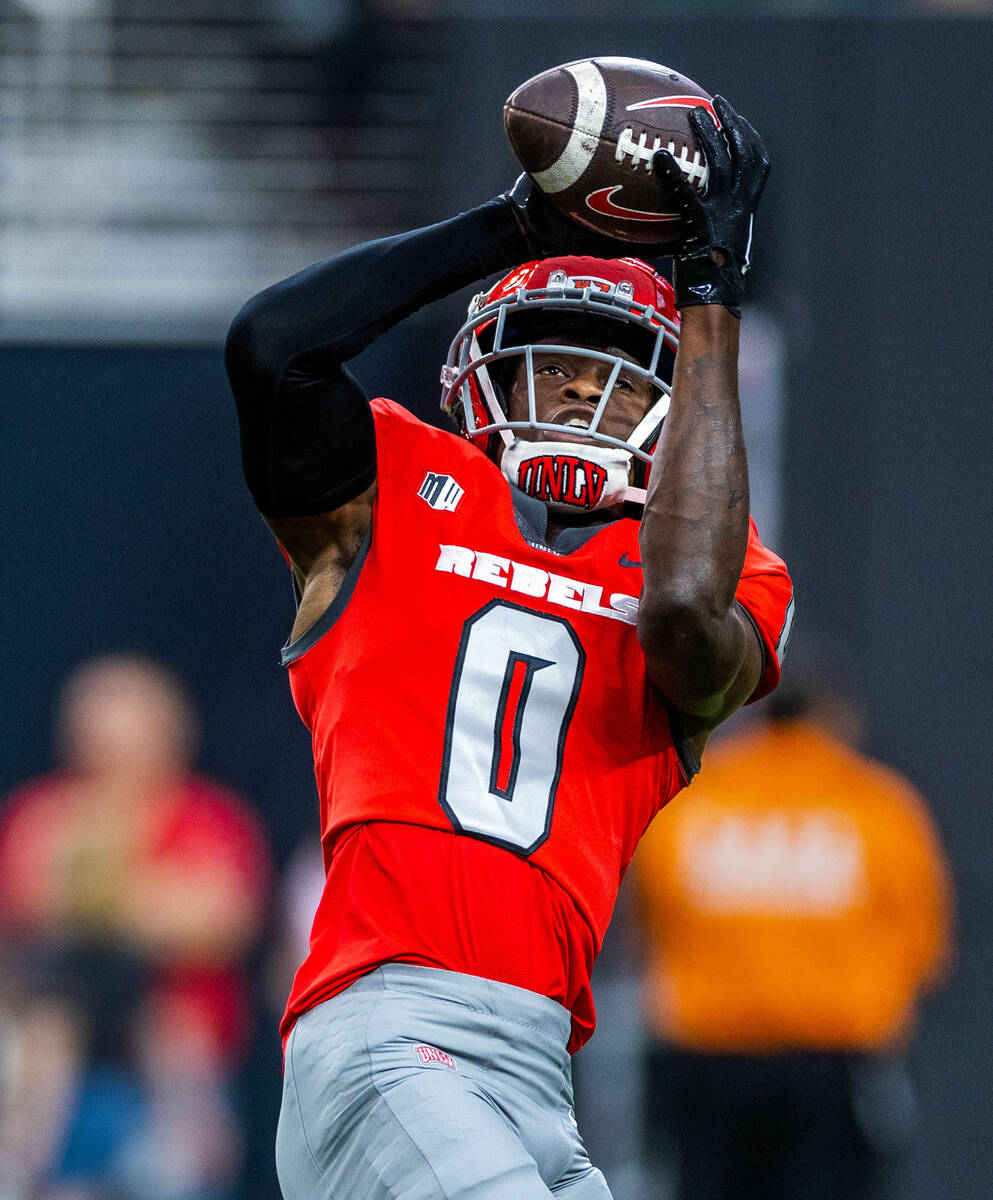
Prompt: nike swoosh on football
<box><xmin>619</xmin><ymin>553</ymin><xmax>642</xmax><ymax>568</ymax></box>
<box><xmin>585</xmin><ymin>187</ymin><xmax>680</xmax><ymax>222</ymax></box>
<box><xmin>625</xmin><ymin>95</ymin><xmax>720</xmax><ymax>127</ymax></box>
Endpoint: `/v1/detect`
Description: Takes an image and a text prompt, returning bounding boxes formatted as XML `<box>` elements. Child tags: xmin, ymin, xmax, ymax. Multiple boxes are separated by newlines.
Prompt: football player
<box><xmin>226</xmin><ymin>95</ymin><xmax>793</xmax><ymax>1200</ymax></box>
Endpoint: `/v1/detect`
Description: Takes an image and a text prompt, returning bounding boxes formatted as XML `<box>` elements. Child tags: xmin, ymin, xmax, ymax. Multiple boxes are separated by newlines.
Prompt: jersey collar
<box><xmin>508</xmin><ymin>485</ymin><xmax>620</xmax><ymax>555</ymax></box>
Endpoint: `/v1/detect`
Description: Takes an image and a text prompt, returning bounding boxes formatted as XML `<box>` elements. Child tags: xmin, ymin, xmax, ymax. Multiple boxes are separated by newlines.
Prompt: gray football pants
<box><xmin>276</xmin><ymin>964</ymin><xmax>613</xmax><ymax>1200</ymax></box>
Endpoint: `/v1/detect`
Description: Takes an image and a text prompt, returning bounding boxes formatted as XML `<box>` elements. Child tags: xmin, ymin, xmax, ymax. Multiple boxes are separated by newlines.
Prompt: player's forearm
<box><xmin>225</xmin><ymin>198</ymin><xmax>528</xmax><ymax>518</ymax></box>
<box><xmin>636</xmin><ymin>305</ymin><xmax>750</xmax><ymax>695</ymax></box>
<box><xmin>225</xmin><ymin>198</ymin><xmax>527</xmax><ymax>393</ymax></box>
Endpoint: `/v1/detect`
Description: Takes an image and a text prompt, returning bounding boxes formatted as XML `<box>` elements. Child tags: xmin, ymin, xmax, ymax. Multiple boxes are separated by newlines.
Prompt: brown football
<box><xmin>504</xmin><ymin>56</ymin><xmax>716</xmax><ymax>246</ymax></box>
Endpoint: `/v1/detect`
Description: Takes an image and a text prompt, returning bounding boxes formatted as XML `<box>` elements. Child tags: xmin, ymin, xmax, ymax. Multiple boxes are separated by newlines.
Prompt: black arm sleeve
<box><xmin>225</xmin><ymin>197</ymin><xmax>529</xmax><ymax>518</ymax></box>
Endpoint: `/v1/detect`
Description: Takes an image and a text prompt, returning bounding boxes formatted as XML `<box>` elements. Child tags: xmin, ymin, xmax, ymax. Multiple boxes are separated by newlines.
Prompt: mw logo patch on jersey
<box><xmin>418</xmin><ymin>472</ymin><xmax>464</xmax><ymax>512</ymax></box>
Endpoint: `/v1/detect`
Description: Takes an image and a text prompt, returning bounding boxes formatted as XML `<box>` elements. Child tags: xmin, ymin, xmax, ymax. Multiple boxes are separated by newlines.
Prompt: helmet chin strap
<box><xmin>501</xmin><ymin>439</ymin><xmax>633</xmax><ymax>515</ymax></box>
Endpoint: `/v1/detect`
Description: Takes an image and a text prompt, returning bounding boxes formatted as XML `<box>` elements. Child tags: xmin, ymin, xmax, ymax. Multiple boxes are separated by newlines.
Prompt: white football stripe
<box><xmin>531</xmin><ymin>61</ymin><xmax>607</xmax><ymax>194</ymax></box>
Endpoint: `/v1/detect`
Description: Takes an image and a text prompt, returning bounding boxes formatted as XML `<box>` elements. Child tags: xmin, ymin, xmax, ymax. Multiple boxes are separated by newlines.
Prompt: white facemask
<box><xmin>501</xmin><ymin>439</ymin><xmax>633</xmax><ymax>515</ymax></box>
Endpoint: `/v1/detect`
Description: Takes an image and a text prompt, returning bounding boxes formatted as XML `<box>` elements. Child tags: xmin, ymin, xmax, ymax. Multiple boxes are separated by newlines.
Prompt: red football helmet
<box><xmin>440</xmin><ymin>256</ymin><xmax>679</xmax><ymax>509</ymax></box>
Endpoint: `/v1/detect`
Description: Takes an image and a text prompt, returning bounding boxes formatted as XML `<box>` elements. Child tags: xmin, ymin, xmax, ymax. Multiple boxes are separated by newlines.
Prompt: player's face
<box><xmin>505</xmin><ymin>338</ymin><xmax>656</xmax><ymax>444</ymax></box>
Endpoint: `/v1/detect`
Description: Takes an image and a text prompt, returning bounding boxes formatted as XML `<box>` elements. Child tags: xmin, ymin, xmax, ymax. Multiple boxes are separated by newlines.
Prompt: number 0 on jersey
<box><xmin>438</xmin><ymin>600</ymin><xmax>586</xmax><ymax>855</ymax></box>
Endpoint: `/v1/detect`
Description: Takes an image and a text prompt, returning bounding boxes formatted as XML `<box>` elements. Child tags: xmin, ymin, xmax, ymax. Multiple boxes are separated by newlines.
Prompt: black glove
<box><xmin>652</xmin><ymin>96</ymin><xmax>770</xmax><ymax>316</ymax></box>
<box><xmin>501</xmin><ymin>173</ymin><xmax>661</xmax><ymax>261</ymax></box>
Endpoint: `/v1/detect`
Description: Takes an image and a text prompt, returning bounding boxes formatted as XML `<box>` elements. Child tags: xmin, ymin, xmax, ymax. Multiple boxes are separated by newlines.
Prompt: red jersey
<box><xmin>281</xmin><ymin>399</ymin><xmax>793</xmax><ymax>1050</ymax></box>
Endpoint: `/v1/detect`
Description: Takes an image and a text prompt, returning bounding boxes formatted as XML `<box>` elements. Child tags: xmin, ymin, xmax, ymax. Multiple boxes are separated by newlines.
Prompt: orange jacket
<box><xmin>631</xmin><ymin>720</ymin><xmax>953</xmax><ymax>1053</ymax></box>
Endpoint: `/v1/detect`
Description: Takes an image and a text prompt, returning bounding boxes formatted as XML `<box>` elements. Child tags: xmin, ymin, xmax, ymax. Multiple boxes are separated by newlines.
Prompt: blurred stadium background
<box><xmin>1</xmin><ymin>0</ymin><xmax>991</xmax><ymax>1197</ymax></box>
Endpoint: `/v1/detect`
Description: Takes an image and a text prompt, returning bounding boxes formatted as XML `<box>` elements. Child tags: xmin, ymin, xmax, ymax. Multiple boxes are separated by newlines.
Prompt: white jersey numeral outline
<box><xmin>438</xmin><ymin>600</ymin><xmax>584</xmax><ymax>856</ymax></box>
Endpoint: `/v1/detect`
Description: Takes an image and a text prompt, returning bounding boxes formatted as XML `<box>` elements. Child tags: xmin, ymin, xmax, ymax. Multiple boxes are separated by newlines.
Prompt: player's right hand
<box><xmin>652</xmin><ymin>96</ymin><xmax>770</xmax><ymax>315</ymax></box>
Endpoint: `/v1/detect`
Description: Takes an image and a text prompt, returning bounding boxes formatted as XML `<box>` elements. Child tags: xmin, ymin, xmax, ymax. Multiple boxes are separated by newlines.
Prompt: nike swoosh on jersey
<box><xmin>585</xmin><ymin>187</ymin><xmax>680</xmax><ymax>223</ymax></box>
<box><xmin>619</xmin><ymin>553</ymin><xmax>642</xmax><ymax>568</ymax></box>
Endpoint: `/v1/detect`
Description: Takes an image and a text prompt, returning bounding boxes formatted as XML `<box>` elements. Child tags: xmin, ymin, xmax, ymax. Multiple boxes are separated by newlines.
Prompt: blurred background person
<box><xmin>630</xmin><ymin>644</ymin><xmax>954</xmax><ymax>1200</ymax></box>
<box><xmin>0</xmin><ymin>655</ymin><xmax>272</xmax><ymax>1200</ymax></box>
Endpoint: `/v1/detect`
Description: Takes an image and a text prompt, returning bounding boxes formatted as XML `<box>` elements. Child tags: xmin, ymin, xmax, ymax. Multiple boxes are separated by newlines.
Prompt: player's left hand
<box><xmin>652</xmin><ymin>95</ymin><xmax>770</xmax><ymax>315</ymax></box>
<box><xmin>502</xmin><ymin>173</ymin><xmax>661</xmax><ymax>261</ymax></box>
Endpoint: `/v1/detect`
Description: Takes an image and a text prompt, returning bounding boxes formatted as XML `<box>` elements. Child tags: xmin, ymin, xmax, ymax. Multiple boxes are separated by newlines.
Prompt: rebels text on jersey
<box><xmin>280</xmin><ymin>399</ymin><xmax>793</xmax><ymax>1051</ymax></box>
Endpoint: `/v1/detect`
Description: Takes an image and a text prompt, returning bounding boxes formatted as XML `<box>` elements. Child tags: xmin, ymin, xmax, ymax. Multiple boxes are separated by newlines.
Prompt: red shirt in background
<box><xmin>0</xmin><ymin>771</ymin><xmax>271</xmax><ymax>1063</ymax></box>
